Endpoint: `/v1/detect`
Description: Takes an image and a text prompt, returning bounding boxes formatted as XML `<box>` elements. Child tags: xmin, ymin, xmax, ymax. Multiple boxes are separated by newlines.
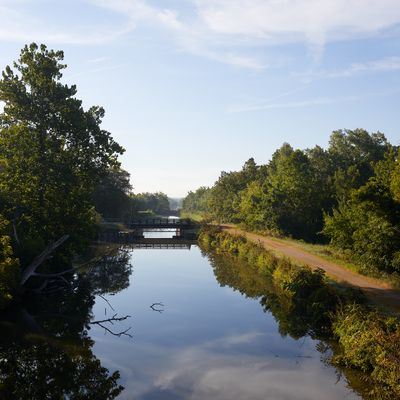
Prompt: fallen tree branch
<box><xmin>20</xmin><ymin>234</ymin><xmax>70</xmax><ymax>286</ymax></box>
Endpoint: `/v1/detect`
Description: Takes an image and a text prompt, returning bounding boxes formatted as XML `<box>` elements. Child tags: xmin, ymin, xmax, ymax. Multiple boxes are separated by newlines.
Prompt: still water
<box><xmin>0</xmin><ymin>231</ymin><xmax>363</xmax><ymax>399</ymax></box>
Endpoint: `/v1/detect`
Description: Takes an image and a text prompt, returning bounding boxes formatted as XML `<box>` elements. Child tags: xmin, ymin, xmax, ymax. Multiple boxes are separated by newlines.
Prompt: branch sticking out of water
<box><xmin>150</xmin><ymin>302</ymin><xmax>164</xmax><ymax>313</ymax></box>
<box><xmin>90</xmin><ymin>314</ymin><xmax>133</xmax><ymax>338</ymax></box>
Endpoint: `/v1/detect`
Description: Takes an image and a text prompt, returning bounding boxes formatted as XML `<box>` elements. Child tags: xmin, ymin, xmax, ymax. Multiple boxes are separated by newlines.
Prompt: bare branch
<box><xmin>150</xmin><ymin>302</ymin><xmax>164</xmax><ymax>313</ymax></box>
<box><xmin>90</xmin><ymin>314</ymin><xmax>133</xmax><ymax>338</ymax></box>
<box><xmin>12</xmin><ymin>219</ymin><xmax>20</xmax><ymax>246</ymax></box>
<box><xmin>98</xmin><ymin>294</ymin><xmax>115</xmax><ymax>311</ymax></box>
<box><xmin>20</xmin><ymin>234</ymin><xmax>70</xmax><ymax>286</ymax></box>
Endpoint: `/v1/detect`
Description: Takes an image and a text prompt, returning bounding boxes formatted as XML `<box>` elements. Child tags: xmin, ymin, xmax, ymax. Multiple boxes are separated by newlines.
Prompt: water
<box><xmin>0</xmin><ymin>233</ymin><xmax>364</xmax><ymax>399</ymax></box>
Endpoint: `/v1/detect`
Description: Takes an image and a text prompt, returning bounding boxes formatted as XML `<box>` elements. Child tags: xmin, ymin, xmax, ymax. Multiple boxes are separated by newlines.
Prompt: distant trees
<box><xmin>184</xmin><ymin>129</ymin><xmax>400</xmax><ymax>275</ymax></box>
<box><xmin>181</xmin><ymin>186</ymin><xmax>211</xmax><ymax>214</ymax></box>
<box><xmin>131</xmin><ymin>192</ymin><xmax>171</xmax><ymax>216</ymax></box>
<box><xmin>92</xmin><ymin>167</ymin><xmax>132</xmax><ymax>219</ymax></box>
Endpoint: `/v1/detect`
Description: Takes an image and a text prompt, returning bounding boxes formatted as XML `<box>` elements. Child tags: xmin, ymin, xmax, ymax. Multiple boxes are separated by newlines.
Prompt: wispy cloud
<box><xmin>0</xmin><ymin>0</ymin><xmax>133</xmax><ymax>45</ymax></box>
<box><xmin>227</xmin><ymin>88</ymin><xmax>400</xmax><ymax>113</ymax></box>
<box><xmin>87</xmin><ymin>56</ymin><xmax>110</xmax><ymax>64</ymax></box>
<box><xmin>91</xmin><ymin>0</ymin><xmax>400</xmax><ymax>67</ymax></box>
<box><xmin>296</xmin><ymin>56</ymin><xmax>400</xmax><ymax>81</ymax></box>
<box><xmin>89</xmin><ymin>0</ymin><xmax>266</xmax><ymax>69</ymax></box>
<box><xmin>67</xmin><ymin>62</ymin><xmax>130</xmax><ymax>79</ymax></box>
<box><xmin>1</xmin><ymin>1</ymin><xmax>400</xmax><ymax>69</ymax></box>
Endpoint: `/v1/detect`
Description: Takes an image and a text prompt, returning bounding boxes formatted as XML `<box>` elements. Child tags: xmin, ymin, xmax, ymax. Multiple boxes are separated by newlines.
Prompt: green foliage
<box><xmin>324</xmin><ymin>152</ymin><xmax>400</xmax><ymax>274</ymax></box>
<box><xmin>130</xmin><ymin>192</ymin><xmax>171</xmax><ymax>216</ymax></box>
<box><xmin>196</xmin><ymin>130</ymin><xmax>395</xmax><ymax>244</ymax></box>
<box><xmin>200</xmin><ymin>227</ymin><xmax>339</xmax><ymax>337</ymax></box>
<box><xmin>333</xmin><ymin>304</ymin><xmax>400</xmax><ymax>398</ymax></box>
<box><xmin>92</xmin><ymin>167</ymin><xmax>132</xmax><ymax>219</ymax></box>
<box><xmin>181</xmin><ymin>186</ymin><xmax>210</xmax><ymax>214</ymax></box>
<box><xmin>328</xmin><ymin>129</ymin><xmax>392</xmax><ymax>192</ymax></box>
<box><xmin>0</xmin><ymin>43</ymin><xmax>124</xmax><ymax>266</ymax></box>
<box><xmin>193</xmin><ymin>129</ymin><xmax>399</xmax><ymax>276</ymax></box>
<box><xmin>0</xmin><ymin>216</ymin><xmax>19</xmax><ymax>309</ymax></box>
<box><xmin>208</xmin><ymin>158</ymin><xmax>260</xmax><ymax>223</ymax></box>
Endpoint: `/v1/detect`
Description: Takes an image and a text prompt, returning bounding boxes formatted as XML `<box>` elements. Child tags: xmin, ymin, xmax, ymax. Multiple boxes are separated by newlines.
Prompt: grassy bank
<box><xmin>199</xmin><ymin>226</ymin><xmax>400</xmax><ymax>399</ymax></box>
<box><xmin>231</xmin><ymin>223</ymin><xmax>400</xmax><ymax>289</ymax></box>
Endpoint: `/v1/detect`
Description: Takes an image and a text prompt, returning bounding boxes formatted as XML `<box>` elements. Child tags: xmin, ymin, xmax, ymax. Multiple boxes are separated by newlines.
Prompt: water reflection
<box><xmin>0</xmin><ymin>242</ymin><xmax>371</xmax><ymax>399</ymax></box>
<box><xmin>204</xmin><ymin>250</ymin><xmax>373</xmax><ymax>399</ymax></box>
<box><xmin>0</xmin><ymin>247</ymin><xmax>133</xmax><ymax>399</ymax></box>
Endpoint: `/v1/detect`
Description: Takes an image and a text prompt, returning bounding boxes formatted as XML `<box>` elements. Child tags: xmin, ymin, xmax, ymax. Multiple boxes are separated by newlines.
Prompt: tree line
<box><xmin>182</xmin><ymin>130</ymin><xmax>400</xmax><ymax>276</ymax></box>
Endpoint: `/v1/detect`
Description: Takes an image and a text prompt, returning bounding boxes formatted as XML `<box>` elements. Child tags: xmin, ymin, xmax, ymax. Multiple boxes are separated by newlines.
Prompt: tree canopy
<box><xmin>0</xmin><ymin>43</ymin><xmax>124</xmax><ymax>262</ymax></box>
<box><xmin>0</xmin><ymin>43</ymin><xmax>125</xmax><ymax>306</ymax></box>
<box><xmin>184</xmin><ymin>129</ymin><xmax>400</xmax><ymax>274</ymax></box>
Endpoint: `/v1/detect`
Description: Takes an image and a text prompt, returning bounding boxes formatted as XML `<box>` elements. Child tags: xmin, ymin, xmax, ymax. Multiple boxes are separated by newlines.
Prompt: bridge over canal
<box><xmin>98</xmin><ymin>218</ymin><xmax>200</xmax><ymax>244</ymax></box>
<box><xmin>128</xmin><ymin>218</ymin><xmax>199</xmax><ymax>231</ymax></box>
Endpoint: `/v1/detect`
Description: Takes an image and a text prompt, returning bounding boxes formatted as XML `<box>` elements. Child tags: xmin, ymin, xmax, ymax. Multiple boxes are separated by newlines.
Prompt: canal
<box><xmin>0</xmin><ymin>230</ymin><xmax>364</xmax><ymax>399</ymax></box>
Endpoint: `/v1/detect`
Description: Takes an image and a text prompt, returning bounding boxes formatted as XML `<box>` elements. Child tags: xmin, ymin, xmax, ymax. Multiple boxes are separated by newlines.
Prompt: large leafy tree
<box><xmin>208</xmin><ymin>158</ymin><xmax>260</xmax><ymax>222</ymax></box>
<box><xmin>0</xmin><ymin>43</ymin><xmax>124</xmax><ymax>264</ymax></box>
<box><xmin>328</xmin><ymin>129</ymin><xmax>392</xmax><ymax>200</ymax></box>
<box><xmin>323</xmin><ymin>151</ymin><xmax>400</xmax><ymax>273</ymax></box>
<box><xmin>182</xmin><ymin>186</ymin><xmax>211</xmax><ymax>214</ymax></box>
<box><xmin>92</xmin><ymin>167</ymin><xmax>132</xmax><ymax>219</ymax></box>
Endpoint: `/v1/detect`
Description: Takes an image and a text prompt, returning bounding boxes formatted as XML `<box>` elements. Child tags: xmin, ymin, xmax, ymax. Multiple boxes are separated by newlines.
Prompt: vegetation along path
<box><xmin>221</xmin><ymin>224</ymin><xmax>400</xmax><ymax>312</ymax></box>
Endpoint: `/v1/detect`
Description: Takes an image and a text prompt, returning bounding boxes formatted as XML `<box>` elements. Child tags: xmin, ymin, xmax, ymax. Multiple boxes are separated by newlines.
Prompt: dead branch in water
<box><xmin>150</xmin><ymin>302</ymin><xmax>164</xmax><ymax>313</ymax></box>
<box><xmin>90</xmin><ymin>314</ymin><xmax>133</xmax><ymax>338</ymax></box>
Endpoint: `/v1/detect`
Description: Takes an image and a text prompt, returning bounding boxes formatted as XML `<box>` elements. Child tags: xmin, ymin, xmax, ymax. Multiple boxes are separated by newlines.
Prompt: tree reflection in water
<box><xmin>203</xmin><ymin>249</ymin><xmax>378</xmax><ymax>400</ymax></box>
<box><xmin>0</xmin><ymin>246</ymin><xmax>133</xmax><ymax>400</ymax></box>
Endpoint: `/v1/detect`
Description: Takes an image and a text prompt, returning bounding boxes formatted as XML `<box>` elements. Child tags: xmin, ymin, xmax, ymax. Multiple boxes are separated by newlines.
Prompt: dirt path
<box><xmin>221</xmin><ymin>225</ymin><xmax>400</xmax><ymax>312</ymax></box>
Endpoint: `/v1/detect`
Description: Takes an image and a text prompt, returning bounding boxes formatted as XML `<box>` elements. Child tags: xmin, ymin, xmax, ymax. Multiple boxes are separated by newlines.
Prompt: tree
<box><xmin>0</xmin><ymin>43</ymin><xmax>124</xmax><ymax>266</ymax></box>
<box><xmin>208</xmin><ymin>158</ymin><xmax>259</xmax><ymax>222</ymax></box>
<box><xmin>92</xmin><ymin>167</ymin><xmax>132</xmax><ymax>219</ymax></box>
<box><xmin>323</xmin><ymin>151</ymin><xmax>400</xmax><ymax>273</ymax></box>
<box><xmin>182</xmin><ymin>186</ymin><xmax>210</xmax><ymax>214</ymax></box>
<box><xmin>260</xmin><ymin>144</ymin><xmax>329</xmax><ymax>240</ymax></box>
<box><xmin>131</xmin><ymin>192</ymin><xmax>170</xmax><ymax>215</ymax></box>
<box><xmin>328</xmin><ymin>129</ymin><xmax>393</xmax><ymax>199</ymax></box>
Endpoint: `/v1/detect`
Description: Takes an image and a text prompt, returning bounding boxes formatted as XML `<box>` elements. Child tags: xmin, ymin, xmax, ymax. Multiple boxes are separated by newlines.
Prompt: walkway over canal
<box><xmin>128</xmin><ymin>218</ymin><xmax>199</xmax><ymax>230</ymax></box>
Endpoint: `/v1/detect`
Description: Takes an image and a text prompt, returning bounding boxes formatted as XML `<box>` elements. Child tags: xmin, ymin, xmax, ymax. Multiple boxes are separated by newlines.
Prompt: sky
<box><xmin>0</xmin><ymin>0</ymin><xmax>400</xmax><ymax>197</ymax></box>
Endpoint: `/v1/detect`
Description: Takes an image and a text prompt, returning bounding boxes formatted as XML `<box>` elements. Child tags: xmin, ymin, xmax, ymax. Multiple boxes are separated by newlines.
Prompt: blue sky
<box><xmin>0</xmin><ymin>0</ymin><xmax>400</xmax><ymax>197</ymax></box>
